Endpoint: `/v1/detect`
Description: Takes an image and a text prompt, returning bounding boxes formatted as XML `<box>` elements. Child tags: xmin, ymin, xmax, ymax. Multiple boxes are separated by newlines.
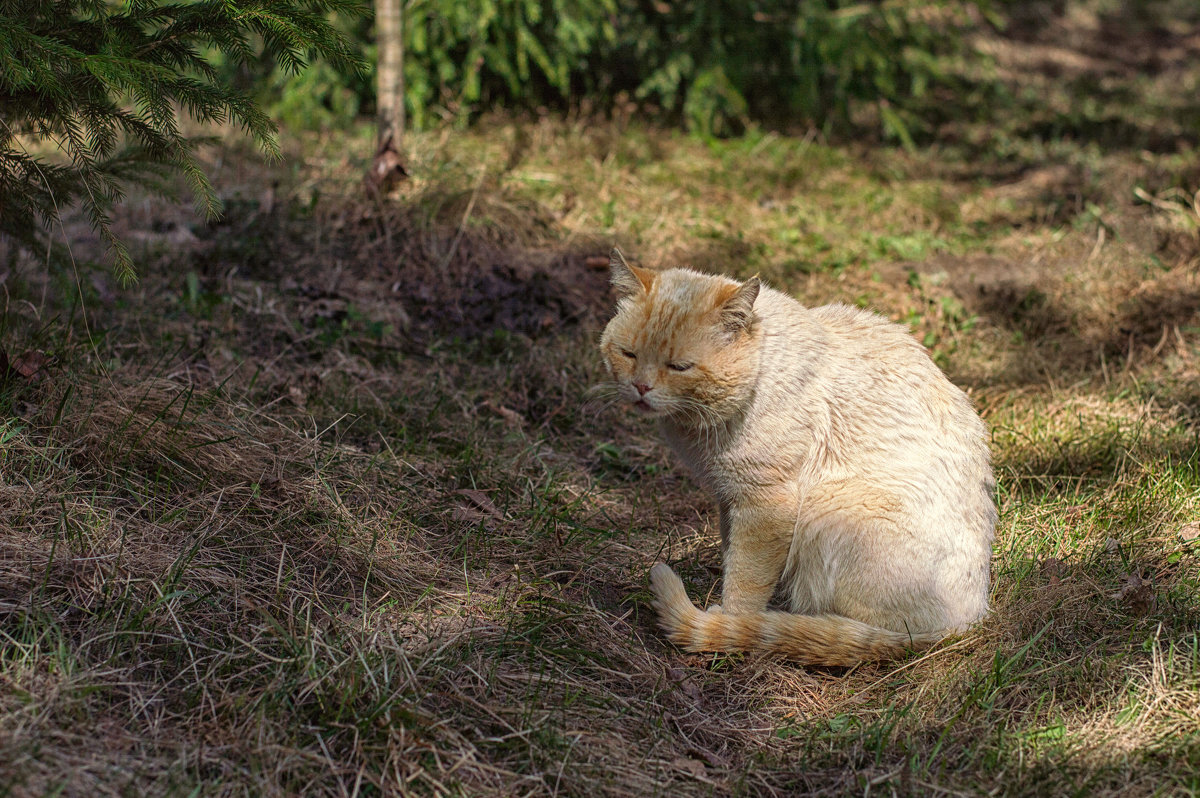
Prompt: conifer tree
<box><xmin>0</xmin><ymin>0</ymin><xmax>363</xmax><ymax>283</ymax></box>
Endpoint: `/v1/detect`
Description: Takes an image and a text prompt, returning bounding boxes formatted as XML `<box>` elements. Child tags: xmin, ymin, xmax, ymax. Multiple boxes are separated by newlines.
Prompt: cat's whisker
<box><xmin>670</xmin><ymin>396</ymin><xmax>723</xmax><ymax>433</ymax></box>
<box><xmin>582</xmin><ymin>383</ymin><xmax>623</xmax><ymax>415</ymax></box>
<box><xmin>581</xmin><ymin>394</ymin><xmax>623</xmax><ymax>418</ymax></box>
<box><xmin>583</xmin><ymin>383</ymin><xmax>620</xmax><ymax>400</ymax></box>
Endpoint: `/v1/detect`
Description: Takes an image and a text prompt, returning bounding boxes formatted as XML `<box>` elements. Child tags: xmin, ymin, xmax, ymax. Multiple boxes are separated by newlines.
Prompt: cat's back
<box><xmin>754</xmin><ymin>289</ymin><xmax>935</xmax><ymax>383</ymax></box>
<box><xmin>805</xmin><ymin>301</ymin><xmax>927</xmax><ymax>365</ymax></box>
<box><xmin>751</xmin><ymin>289</ymin><xmax>988</xmax><ymax>468</ymax></box>
<box><xmin>746</xmin><ymin>286</ymin><xmax>994</xmax><ymax>558</ymax></box>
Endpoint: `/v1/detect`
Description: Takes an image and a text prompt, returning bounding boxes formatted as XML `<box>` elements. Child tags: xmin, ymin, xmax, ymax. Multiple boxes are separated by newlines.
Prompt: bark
<box><xmin>368</xmin><ymin>0</ymin><xmax>407</xmax><ymax>194</ymax></box>
<box><xmin>375</xmin><ymin>0</ymin><xmax>404</xmax><ymax>148</ymax></box>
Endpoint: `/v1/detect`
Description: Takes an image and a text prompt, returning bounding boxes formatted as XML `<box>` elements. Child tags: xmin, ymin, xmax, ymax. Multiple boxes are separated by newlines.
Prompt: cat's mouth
<box><xmin>633</xmin><ymin>398</ymin><xmax>656</xmax><ymax>414</ymax></box>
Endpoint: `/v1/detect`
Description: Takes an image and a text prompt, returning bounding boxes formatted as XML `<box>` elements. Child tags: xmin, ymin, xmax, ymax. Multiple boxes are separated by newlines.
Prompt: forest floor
<box><xmin>3</xmin><ymin>4</ymin><xmax>1200</xmax><ymax>796</ymax></box>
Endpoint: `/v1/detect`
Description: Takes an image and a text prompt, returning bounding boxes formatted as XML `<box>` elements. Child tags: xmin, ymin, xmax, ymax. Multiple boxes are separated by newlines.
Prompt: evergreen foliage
<box><xmin>0</xmin><ymin>0</ymin><xmax>364</xmax><ymax>282</ymax></box>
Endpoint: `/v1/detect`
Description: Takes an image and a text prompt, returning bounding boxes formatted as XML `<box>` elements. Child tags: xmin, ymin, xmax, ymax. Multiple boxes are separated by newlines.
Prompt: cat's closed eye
<box><xmin>621</xmin><ymin>350</ymin><xmax>637</xmax><ymax>360</ymax></box>
<box><xmin>667</xmin><ymin>362</ymin><xmax>693</xmax><ymax>372</ymax></box>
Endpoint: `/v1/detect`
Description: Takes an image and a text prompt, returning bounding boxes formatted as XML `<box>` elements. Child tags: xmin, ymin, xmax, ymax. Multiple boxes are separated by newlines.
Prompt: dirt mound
<box><xmin>394</xmin><ymin>243</ymin><xmax>612</xmax><ymax>340</ymax></box>
<box><xmin>195</xmin><ymin>193</ymin><xmax>615</xmax><ymax>343</ymax></box>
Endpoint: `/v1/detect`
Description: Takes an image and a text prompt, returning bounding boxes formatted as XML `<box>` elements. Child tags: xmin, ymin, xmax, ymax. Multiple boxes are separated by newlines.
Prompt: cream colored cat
<box><xmin>599</xmin><ymin>248</ymin><xmax>995</xmax><ymax>666</ymax></box>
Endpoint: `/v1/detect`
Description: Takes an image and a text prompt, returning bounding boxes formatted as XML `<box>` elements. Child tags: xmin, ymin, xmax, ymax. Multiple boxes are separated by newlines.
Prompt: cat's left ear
<box><xmin>720</xmin><ymin>276</ymin><xmax>760</xmax><ymax>332</ymax></box>
<box><xmin>609</xmin><ymin>248</ymin><xmax>655</xmax><ymax>297</ymax></box>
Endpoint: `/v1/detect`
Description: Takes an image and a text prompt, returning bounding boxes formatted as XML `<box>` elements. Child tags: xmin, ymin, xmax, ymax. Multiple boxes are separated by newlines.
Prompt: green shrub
<box><xmin>624</xmin><ymin>0</ymin><xmax>985</xmax><ymax>143</ymax></box>
<box><xmin>404</xmin><ymin>0</ymin><xmax>617</xmax><ymax>128</ymax></box>
<box><xmin>246</xmin><ymin>0</ymin><xmax>990</xmax><ymax>143</ymax></box>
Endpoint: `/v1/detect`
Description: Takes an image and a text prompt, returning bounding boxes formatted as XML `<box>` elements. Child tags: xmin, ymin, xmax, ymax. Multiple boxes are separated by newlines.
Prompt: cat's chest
<box><xmin>663</xmin><ymin>424</ymin><xmax>800</xmax><ymax>501</ymax></box>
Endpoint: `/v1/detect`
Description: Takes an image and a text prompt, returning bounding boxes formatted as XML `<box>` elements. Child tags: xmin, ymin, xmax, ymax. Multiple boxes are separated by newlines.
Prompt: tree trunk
<box><xmin>375</xmin><ymin>0</ymin><xmax>404</xmax><ymax>147</ymax></box>
<box><xmin>368</xmin><ymin>0</ymin><xmax>406</xmax><ymax>194</ymax></box>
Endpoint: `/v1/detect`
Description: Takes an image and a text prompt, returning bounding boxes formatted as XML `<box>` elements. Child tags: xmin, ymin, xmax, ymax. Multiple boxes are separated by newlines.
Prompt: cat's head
<box><xmin>598</xmin><ymin>248</ymin><xmax>761</xmax><ymax>425</ymax></box>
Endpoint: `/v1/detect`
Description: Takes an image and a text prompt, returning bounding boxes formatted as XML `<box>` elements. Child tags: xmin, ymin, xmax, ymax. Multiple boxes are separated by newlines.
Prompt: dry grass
<box><xmin>3</xmin><ymin>5</ymin><xmax>1200</xmax><ymax>795</ymax></box>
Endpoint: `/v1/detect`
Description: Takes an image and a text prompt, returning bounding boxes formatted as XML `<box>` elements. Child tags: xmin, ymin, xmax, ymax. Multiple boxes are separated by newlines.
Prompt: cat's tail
<box><xmin>648</xmin><ymin>563</ymin><xmax>942</xmax><ymax>667</ymax></box>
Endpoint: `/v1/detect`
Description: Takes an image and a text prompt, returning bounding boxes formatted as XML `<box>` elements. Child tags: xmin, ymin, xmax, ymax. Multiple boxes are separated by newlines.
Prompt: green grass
<box><xmin>3</xmin><ymin>4</ymin><xmax>1200</xmax><ymax>795</ymax></box>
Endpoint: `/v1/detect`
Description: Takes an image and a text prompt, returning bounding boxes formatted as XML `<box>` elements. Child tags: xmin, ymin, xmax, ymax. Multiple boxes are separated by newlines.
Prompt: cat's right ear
<box><xmin>720</xmin><ymin>276</ymin><xmax>760</xmax><ymax>332</ymax></box>
<box><xmin>609</xmin><ymin>248</ymin><xmax>655</xmax><ymax>297</ymax></box>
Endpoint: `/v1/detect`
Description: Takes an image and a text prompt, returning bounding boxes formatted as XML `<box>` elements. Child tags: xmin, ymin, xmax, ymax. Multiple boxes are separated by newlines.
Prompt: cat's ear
<box><xmin>720</xmin><ymin>276</ymin><xmax>760</xmax><ymax>332</ymax></box>
<box><xmin>609</xmin><ymin>248</ymin><xmax>655</xmax><ymax>297</ymax></box>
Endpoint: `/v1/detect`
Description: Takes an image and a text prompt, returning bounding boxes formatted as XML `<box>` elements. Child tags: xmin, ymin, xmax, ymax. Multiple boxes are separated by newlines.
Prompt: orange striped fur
<box><xmin>649</xmin><ymin>564</ymin><xmax>939</xmax><ymax>667</ymax></box>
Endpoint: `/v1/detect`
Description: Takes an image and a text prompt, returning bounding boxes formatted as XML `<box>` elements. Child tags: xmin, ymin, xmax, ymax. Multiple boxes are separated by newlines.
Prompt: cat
<box><xmin>599</xmin><ymin>248</ymin><xmax>996</xmax><ymax>666</ymax></box>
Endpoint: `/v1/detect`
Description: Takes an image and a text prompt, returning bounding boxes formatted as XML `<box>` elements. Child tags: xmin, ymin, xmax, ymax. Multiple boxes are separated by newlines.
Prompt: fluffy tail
<box><xmin>649</xmin><ymin>564</ymin><xmax>941</xmax><ymax>667</ymax></box>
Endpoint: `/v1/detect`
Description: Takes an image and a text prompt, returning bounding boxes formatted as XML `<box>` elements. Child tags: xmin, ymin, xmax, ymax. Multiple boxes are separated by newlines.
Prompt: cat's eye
<box><xmin>667</xmin><ymin>362</ymin><xmax>693</xmax><ymax>372</ymax></box>
<box><xmin>621</xmin><ymin>350</ymin><xmax>637</xmax><ymax>360</ymax></box>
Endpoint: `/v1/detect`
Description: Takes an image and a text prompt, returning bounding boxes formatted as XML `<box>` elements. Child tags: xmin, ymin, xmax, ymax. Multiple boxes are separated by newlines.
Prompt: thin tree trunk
<box><xmin>375</xmin><ymin>0</ymin><xmax>404</xmax><ymax>148</ymax></box>
<box><xmin>367</xmin><ymin>0</ymin><xmax>407</xmax><ymax>194</ymax></box>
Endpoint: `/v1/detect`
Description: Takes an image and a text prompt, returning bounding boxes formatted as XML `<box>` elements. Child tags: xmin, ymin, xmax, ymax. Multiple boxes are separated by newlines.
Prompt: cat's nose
<box><xmin>634</xmin><ymin>382</ymin><xmax>652</xmax><ymax>396</ymax></box>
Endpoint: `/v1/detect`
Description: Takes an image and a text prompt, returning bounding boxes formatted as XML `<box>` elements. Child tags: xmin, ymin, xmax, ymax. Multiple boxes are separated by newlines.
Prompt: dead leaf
<box><xmin>1041</xmin><ymin>557</ymin><xmax>1065</xmax><ymax>585</ymax></box>
<box><xmin>451</xmin><ymin>505</ymin><xmax>488</xmax><ymax>525</ymax></box>
<box><xmin>1179</xmin><ymin>522</ymin><xmax>1200</xmax><ymax>544</ymax></box>
<box><xmin>670</xmin><ymin>756</ymin><xmax>708</xmax><ymax>781</ymax></box>
<box><xmin>483</xmin><ymin>400</ymin><xmax>525</xmax><ymax>427</ymax></box>
<box><xmin>454</xmin><ymin>489</ymin><xmax>503</xmax><ymax>521</ymax></box>
<box><xmin>1115</xmin><ymin>572</ymin><xmax>1156</xmax><ymax>616</ymax></box>
<box><xmin>7</xmin><ymin>350</ymin><xmax>51</xmax><ymax>381</ymax></box>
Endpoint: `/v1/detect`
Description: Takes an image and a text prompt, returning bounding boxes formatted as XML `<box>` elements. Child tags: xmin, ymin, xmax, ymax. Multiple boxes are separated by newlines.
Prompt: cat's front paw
<box><xmin>705</xmin><ymin>604</ymin><xmax>723</xmax><ymax>614</ymax></box>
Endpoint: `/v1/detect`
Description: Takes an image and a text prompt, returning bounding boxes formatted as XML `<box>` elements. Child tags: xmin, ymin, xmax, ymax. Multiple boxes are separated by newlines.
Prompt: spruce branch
<box><xmin>0</xmin><ymin>0</ymin><xmax>366</xmax><ymax>282</ymax></box>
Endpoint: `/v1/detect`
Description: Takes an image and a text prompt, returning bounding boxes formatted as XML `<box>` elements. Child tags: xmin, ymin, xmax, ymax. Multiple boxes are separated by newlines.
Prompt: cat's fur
<box><xmin>599</xmin><ymin>248</ymin><xmax>996</xmax><ymax>666</ymax></box>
